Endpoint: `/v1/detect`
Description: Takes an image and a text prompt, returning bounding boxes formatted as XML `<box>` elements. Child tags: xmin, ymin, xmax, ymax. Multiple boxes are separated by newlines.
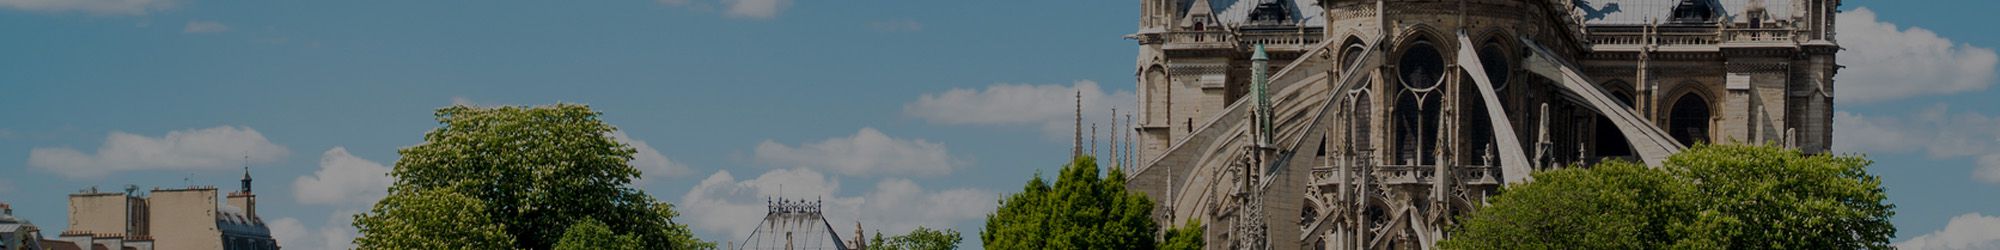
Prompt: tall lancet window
<box><xmin>1394</xmin><ymin>39</ymin><xmax>1445</xmax><ymax>165</ymax></box>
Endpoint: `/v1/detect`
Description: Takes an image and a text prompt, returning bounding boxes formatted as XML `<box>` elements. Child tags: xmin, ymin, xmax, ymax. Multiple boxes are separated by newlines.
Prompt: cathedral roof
<box><xmin>1577</xmin><ymin>0</ymin><xmax>1792</xmax><ymax>25</ymax></box>
<box><xmin>1184</xmin><ymin>0</ymin><xmax>1325</xmax><ymax>28</ymax></box>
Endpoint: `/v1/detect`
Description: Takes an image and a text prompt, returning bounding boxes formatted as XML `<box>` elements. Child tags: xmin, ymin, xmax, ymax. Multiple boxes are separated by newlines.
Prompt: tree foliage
<box><xmin>1159</xmin><ymin>219</ymin><xmax>1203</xmax><ymax>250</ymax></box>
<box><xmin>1441</xmin><ymin>144</ymin><xmax>1896</xmax><ymax>249</ymax></box>
<box><xmin>351</xmin><ymin>187</ymin><xmax>516</xmax><ymax>249</ymax></box>
<box><xmin>554</xmin><ymin>218</ymin><xmax>642</xmax><ymax>250</ymax></box>
<box><xmin>1440</xmin><ymin>161</ymin><xmax>1691</xmax><ymax>249</ymax></box>
<box><xmin>980</xmin><ymin>156</ymin><xmax>1158</xmax><ymax>250</ymax></box>
<box><xmin>869</xmin><ymin>226</ymin><xmax>964</xmax><ymax>250</ymax></box>
<box><xmin>352</xmin><ymin>104</ymin><xmax>712</xmax><ymax>249</ymax></box>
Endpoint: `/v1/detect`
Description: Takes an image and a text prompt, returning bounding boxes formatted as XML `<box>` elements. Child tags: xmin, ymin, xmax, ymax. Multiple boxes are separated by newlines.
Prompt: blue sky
<box><xmin>1</xmin><ymin>0</ymin><xmax>1996</xmax><ymax>249</ymax></box>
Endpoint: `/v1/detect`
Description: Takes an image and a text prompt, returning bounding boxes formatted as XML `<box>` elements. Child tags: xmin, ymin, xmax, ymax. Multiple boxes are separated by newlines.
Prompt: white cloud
<box><xmin>450</xmin><ymin>96</ymin><xmax>477</xmax><ymax>107</ymax></box>
<box><xmin>1835</xmin><ymin>105</ymin><xmax>2000</xmax><ymax>158</ymax></box>
<box><xmin>270</xmin><ymin>210</ymin><xmax>361</xmax><ymax>250</ymax></box>
<box><xmin>722</xmin><ymin>0</ymin><xmax>788</xmax><ymax>19</ymax></box>
<box><xmin>678</xmin><ymin>169</ymin><xmax>994</xmax><ymax>242</ymax></box>
<box><xmin>269</xmin><ymin>217</ymin><xmax>309</xmax><ymax>248</ymax></box>
<box><xmin>0</xmin><ymin>0</ymin><xmax>176</xmax><ymax>16</ymax></box>
<box><xmin>868</xmin><ymin>19</ymin><xmax>924</xmax><ymax>32</ymax></box>
<box><xmin>1978</xmin><ymin>154</ymin><xmax>2000</xmax><ymax>185</ymax></box>
<box><xmin>183</xmin><ymin>20</ymin><xmax>228</xmax><ymax>33</ymax></box>
<box><xmin>29</xmin><ymin>126</ymin><xmax>290</xmax><ymax>178</ymax></box>
<box><xmin>611</xmin><ymin>131</ymin><xmax>695</xmax><ymax>184</ymax></box>
<box><xmin>1836</xmin><ymin>7</ymin><xmax>2000</xmax><ymax>103</ymax></box>
<box><xmin>753</xmin><ymin>128</ymin><xmax>960</xmax><ymax>176</ymax></box>
<box><xmin>1835</xmin><ymin>105</ymin><xmax>2000</xmax><ymax>185</ymax></box>
<box><xmin>293</xmin><ymin>147</ymin><xmax>392</xmax><ymax>205</ymax></box>
<box><xmin>903</xmin><ymin>80</ymin><xmax>1137</xmax><ymax>140</ymax></box>
<box><xmin>1899</xmin><ymin>213</ymin><xmax>2000</xmax><ymax>250</ymax></box>
<box><xmin>658</xmin><ymin>0</ymin><xmax>787</xmax><ymax>20</ymax></box>
<box><xmin>282</xmin><ymin>147</ymin><xmax>372</xmax><ymax>250</ymax></box>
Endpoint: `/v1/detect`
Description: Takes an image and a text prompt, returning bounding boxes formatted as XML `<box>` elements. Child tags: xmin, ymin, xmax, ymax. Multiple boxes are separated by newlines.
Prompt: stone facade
<box><xmin>1126</xmin><ymin>0</ymin><xmax>1839</xmax><ymax>249</ymax></box>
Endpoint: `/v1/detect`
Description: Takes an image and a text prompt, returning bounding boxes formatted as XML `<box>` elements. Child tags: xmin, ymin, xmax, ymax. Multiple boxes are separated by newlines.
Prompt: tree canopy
<box><xmin>352</xmin><ymin>104</ymin><xmax>711</xmax><ymax>249</ymax></box>
<box><xmin>981</xmin><ymin>156</ymin><xmax>1159</xmax><ymax>249</ymax></box>
<box><xmin>1441</xmin><ymin>144</ymin><xmax>1896</xmax><ymax>249</ymax></box>
<box><xmin>1159</xmin><ymin>219</ymin><xmax>1204</xmax><ymax>250</ymax></box>
<box><xmin>870</xmin><ymin>226</ymin><xmax>964</xmax><ymax>250</ymax></box>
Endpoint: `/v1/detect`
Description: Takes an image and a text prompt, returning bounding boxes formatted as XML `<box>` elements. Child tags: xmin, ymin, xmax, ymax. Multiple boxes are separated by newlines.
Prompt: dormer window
<box><xmin>1671</xmin><ymin>0</ymin><xmax>1717</xmax><ymax>24</ymax></box>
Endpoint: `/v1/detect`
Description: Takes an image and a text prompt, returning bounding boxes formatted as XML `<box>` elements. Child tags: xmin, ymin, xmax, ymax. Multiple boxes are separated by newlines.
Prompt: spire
<box><xmin>240</xmin><ymin>156</ymin><xmax>253</xmax><ymax>194</ymax></box>
<box><xmin>1074</xmin><ymin>91</ymin><xmax>1084</xmax><ymax>158</ymax></box>
<box><xmin>1252</xmin><ymin>43</ymin><xmax>1274</xmax><ymax>146</ymax></box>
<box><xmin>1111</xmin><ymin>108</ymin><xmax>1120</xmax><ymax>171</ymax></box>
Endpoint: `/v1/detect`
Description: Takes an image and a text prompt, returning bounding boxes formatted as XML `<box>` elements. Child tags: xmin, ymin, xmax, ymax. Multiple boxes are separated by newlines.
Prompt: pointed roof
<box><xmin>1252</xmin><ymin>43</ymin><xmax>1269</xmax><ymax>60</ymax></box>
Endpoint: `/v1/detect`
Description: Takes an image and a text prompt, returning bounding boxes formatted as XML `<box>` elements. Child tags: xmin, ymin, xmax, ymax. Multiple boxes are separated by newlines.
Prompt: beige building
<box><xmin>60</xmin><ymin>169</ymin><xmax>277</xmax><ymax>250</ymax></box>
<box><xmin>1123</xmin><ymin>0</ymin><xmax>1839</xmax><ymax>249</ymax></box>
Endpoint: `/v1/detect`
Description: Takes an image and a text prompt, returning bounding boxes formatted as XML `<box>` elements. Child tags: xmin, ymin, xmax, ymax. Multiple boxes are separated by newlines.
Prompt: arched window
<box><xmin>1348</xmin><ymin>90</ymin><xmax>1375</xmax><ymax>156</ymax></box>
<box><xmin>1399</xmin><ymin>40</ymin><xmax>1445</xmax><ymax>91</ymax></box>
<box><xmin>1477</xmin><ymin>40</ymin><xmax>1510</xmax><ymax>90</ymax></box>
<box><xmin>1393</xmin><ymin>37</ymin><xmax>1446</xmax><ymax>165</ymax></box>
<box><xmin>1339</xmin><ymin>36</ymin><xmax>1367</xmax><ymax>72</ymax></box>
<box><xmin>1669</xmin><ymin>93</ymin><xmax>1711</xmax><ymax>145</ymax></box>
<box><xmin>1595</xmin><ymin>90</ymin><xmax>1637</xmax><ymax>157</ymax></box>
<box><xmin>1394</xmin><ymin>94</ymin><xmax>1441</xmax><ymax>165</ymax></box>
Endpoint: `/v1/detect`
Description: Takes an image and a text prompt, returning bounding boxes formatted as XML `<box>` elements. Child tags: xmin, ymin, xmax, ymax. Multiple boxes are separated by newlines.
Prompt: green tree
<box><xmin>1441</xmin><ymin>144</ymin><xmax>1896</xmax><ymax>249</ymax></box>
<box><xmin>869</xmin><ymin>226</ymin><xmax>964</xmax><ymax>250</ymax></box>
<box><xmin>554</xmin><ymin>218</ymin><xmax>642</xmax><ymax>250</ymax></box>
<box><xmin>981</xmin><ymin>156</ymin><xmax>1158</xmax><ymax>250</ymax></box>
<box><xmin>1439</xmin><ymin>161</ymin><xmax>1693</xmax><ymax>249</ymax></box>
<box><xmin>352</xmin><ymin>104</ymin><xmax>712</xmax><ymax>249</ymax></box>
<box><xmin>1159</xmin><ymin>219</ymin><xmax>1203</xmax><ymax>250</ymax></box>
<box><xmin>351</xmin><ymin>187</ymin><xmax>515</xmax><ymax>249</ymax></box>
<box><xmin>1665</xmin><ymin>144</ymin><xmax>1896</xmax><ymax>249</ymax></box>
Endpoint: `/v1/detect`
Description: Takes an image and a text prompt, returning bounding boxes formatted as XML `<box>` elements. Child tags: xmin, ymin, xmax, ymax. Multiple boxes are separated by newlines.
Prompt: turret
<box><xmin>227</xmin><ymin>166</ymin><xmax>258</xmax><ymax>220</ymax></box>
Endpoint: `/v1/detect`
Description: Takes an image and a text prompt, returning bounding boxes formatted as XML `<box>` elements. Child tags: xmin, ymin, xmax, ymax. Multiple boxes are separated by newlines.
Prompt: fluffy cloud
<box><xmin>721</xmin><ymin>0</ymin><xmax>788</xmax><ymax>19</ymax></box>
<box><xmin>658</xmin><ymin>0</ymin><xmax>789</xmax><ymax>20</ymax></box>
<box><xmin>270</xmin><ymin>210</ymin><xmax>361</xmax><ymax>250</ymax></box>
<box><xmin>280</xmin><ymin>148</ymin><xmax>380</xmax><ymax>249</ymax></box>
<box><xmin>611</xmin><ymin>131</ymin><xmax>695</xmax><ymax>184</ymax></box>
<box><xmin>183</xmin><ymin>20</ymin><xmax>228</xmax><ymax>33</ymax></box>
<box><xmin>1898</xmin><ymin>213</ymin><xmax>2000</xmax><ymax>250</ymax></box>
<box><xmin>0</xmin><ymin>0</ymin><xmax>176</xmax><ymax>16</ymax></box>
<box><xmin>1835</xmin><ymin>105</ymin><xmax>2000</xmax><ymax>185</ymax></box>
<box><xmin>29</xmin><ymin>126</ymin><xmax>289</xmax><ymax>178</ymax></box>
<box><xmin>1836</xmin><ymin>7</ymin><xmax>2000</xmax><ymax>103</ymax></box>
<box><xmin>1979</xmin><ymin>155</ymin><xmax>2000</xmax><ymax>185</ymax></box>
<box><xmin>754</xmin><ymin>128</ymin><xmax>960</xmax><ymax>176</ymax></box>
<box><xmin>293</xmin><ymin>147</ymin><xmax>392</xmax><ymax>205</ymax></box>
<box><xmin>904</xmin><ymin>80</ymin><xmax>1137</xmax><ymax>140</ymax></box>
<box><xmin>1834</xmin><ymin>105</ymin><xmax>2000</xmax><ymax>157</ymax></box>
<box><xmin>678</xmin><ymin>169</ymin><xmax>994</xmax><ymax>241</ymax></box>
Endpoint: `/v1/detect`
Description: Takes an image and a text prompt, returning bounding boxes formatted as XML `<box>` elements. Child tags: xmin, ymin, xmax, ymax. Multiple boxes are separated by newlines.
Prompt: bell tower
<box><xmin>227</xmin><ymin>165</ymin><xmax>258</xmax><ymax>219</ymax></box>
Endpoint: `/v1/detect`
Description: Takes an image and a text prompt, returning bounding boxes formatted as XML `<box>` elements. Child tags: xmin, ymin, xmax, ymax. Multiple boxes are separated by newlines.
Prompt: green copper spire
<box><xmin>1251</xmin><ymin>43</ymin><xmax>1272</xmax><ymax>146</ymax></box>
<box><xmin>1251</xmin><ymin>43</ymin><xmax>1269</xmax><ymax>61</ymax></box>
